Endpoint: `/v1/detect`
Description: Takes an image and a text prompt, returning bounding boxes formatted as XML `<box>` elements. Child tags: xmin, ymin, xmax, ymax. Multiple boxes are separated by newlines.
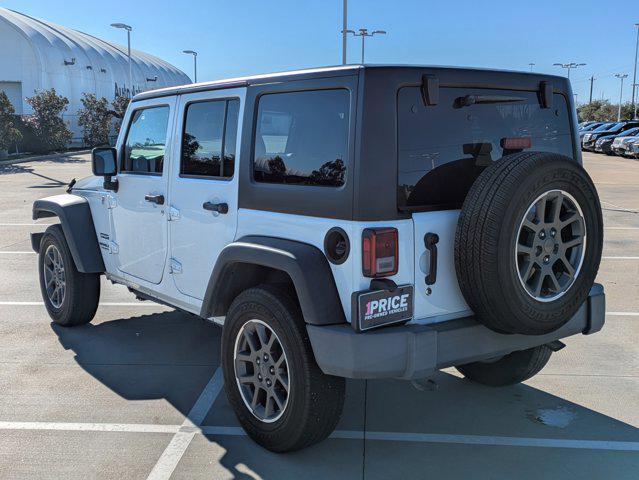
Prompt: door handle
<box><xmin>202</xmin><ymin>201</ymin><xmax>228</xmax><ymax>214</ymax></box>
<box><xmin>144</xmin><ymin>194</ymin><xmax>165</xmax><ymax>205</ymax></box>
<box><xmin>424</xmin><ymin>232</ymin><xmax>439</xmax><ymax>285</ymax></box>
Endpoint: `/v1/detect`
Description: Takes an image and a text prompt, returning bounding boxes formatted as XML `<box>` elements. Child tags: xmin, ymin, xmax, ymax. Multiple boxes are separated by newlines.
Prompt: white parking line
<box><xmin>0</xmin><ymin>251</ymin><xmax>35</xmax><ymax>254</ymax></box>
<box><xmin>602</xmin><ymin>256</ymin><xmax>639</xmax><ymax>260</ymax></box>
<box><xmin>605</xmin><ymin>227</ymin><xmax>639</xmax><ymax>230</ymax></box>
<box><xmin>1</xmin><ymin>421</ymin><xmax>638</xmax><ymax>452</ymax></box>
<box><xmin>607</xmin><ymin>312</ymin><xmax>639</xmax><ymax>316</ymax></box>
<box><xmin>147</xmin><ymin>367</ymin><xmax>224</xmax><ymax>480</ymax></box>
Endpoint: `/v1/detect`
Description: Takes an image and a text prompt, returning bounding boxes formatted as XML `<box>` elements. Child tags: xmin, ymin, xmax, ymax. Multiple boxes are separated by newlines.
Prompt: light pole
<box><xmin>342</xmin><ymin>0</ymin><xmax>347</xmax><ymax>65</ymax></box>
<box><xmin>615</xmin><ymin>73</ymin><xmax>628</xmax><ymax>121</ymax></box>
<box><xmin>343</xmin><ymin>28</ymin><xmax>386</xmax><ymax>64</ymax></box>
<box><xmin>553</xmin><ymin>62</ymin><xmax>586</xmax><ymax>79</ymax></box>
<box><xmin>111</xmin><ymin>23</ymin><xmax>133</xmax><ymax>95</ymax></box>
<box><xmin>529</xmin><ymin>62</ymin><xmax>535</xmax><ymax>72</ymax></box>
<box><xmin>183</xmin><ymin>50</ymin><xmax>198</xmax><ymax>83</ymax></box>
<box><xmin>632</xmin><ymin>23</ymin><xmax>639</xmax><ymax>119</ymax></box>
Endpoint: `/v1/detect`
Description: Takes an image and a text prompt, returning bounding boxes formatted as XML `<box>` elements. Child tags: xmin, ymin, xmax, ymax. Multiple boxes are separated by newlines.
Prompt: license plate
<box><xmin>354</xmin><ymin>285</ymin><xmax>414</xmax><ymax>331</ymax></box>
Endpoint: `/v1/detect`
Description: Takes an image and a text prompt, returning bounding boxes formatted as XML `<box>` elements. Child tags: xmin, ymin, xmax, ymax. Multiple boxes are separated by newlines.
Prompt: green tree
<box><xmin>25</xmin><ymin>89</ymin><xmax>72</xmax><ymax>151</ymax></box>
<box><xmin>111</xmin><ymin>94</ymin><xmax>130</xmax><ymax>134</ymax></box>
<box><xmin>78</xmin><ymin>93</ymin><xmax>111</xmax><ymax>147</ymax></box>
<box><xmin>0</xmin><ymin>91</ymin><xmax>22</xmax><ymax>152</ymax></box>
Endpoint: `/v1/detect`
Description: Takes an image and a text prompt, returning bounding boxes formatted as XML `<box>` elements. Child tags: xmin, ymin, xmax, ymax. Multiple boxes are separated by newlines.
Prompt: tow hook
<box><xmin>546</xmin><ymin>340</ymin><xmax>566</xmax><ymax>352</ymax></box>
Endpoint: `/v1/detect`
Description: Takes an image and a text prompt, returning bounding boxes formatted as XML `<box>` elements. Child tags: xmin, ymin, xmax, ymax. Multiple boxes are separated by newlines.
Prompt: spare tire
<box><xmin>455</xmin><ymin>152</ymin><xmax>603</xmax><ymax>335</ymax></box>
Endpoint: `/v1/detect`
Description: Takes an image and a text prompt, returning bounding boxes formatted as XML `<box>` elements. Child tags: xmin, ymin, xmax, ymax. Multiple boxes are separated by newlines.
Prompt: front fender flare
<box><xmin>200</xmin><ymin>236</ymin><xmax>346</xmax><ymax>326</ymax></box>
<box><xmin>32</xmin><ymin>194</ymin><xmax>105</xmax><ymax>273</ymax></box>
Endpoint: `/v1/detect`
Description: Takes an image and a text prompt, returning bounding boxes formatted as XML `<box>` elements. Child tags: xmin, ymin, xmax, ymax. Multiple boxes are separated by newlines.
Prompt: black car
<box><xmin>594</xmin><ymin>126</ymin><xmax>639</xmax><ymax>154</ymax></box>
<box><xmin>582</xmin><ymin>122</ymin><xmax>639</xmax><ymax>151</ymax></box>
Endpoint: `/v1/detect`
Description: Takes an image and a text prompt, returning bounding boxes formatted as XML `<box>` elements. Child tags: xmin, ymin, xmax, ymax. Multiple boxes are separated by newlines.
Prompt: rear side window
<box><xmin>253</xmin><ymin>89</ymin><xmax>349</xmax><ymax>187</ymax></box>
<box><xmin>181</xmin><ymin>99</ymin><xmax>239</xmax><ymax>178</ymax></box>
<box><xmin>122</xmin><ymin>106</ymin><xmax>170</xmax><ymax>174</ymax></box>
<box><xmin>397</xmin><ymin>87</ymin><xmax>573</xmax><ymax>210</ymax></box>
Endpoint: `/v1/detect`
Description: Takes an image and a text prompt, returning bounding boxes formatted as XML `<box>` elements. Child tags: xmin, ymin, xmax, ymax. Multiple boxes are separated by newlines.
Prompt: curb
<box><xmin>0</xmin><ymin>150</ymin><xmax>91</xmax><ymax>166</ymax></box>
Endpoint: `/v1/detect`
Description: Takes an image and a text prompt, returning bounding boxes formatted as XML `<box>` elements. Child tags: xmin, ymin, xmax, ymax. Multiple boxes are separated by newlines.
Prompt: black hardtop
<box><xmin>132</xmin><ymin>64</ymin><xmax>573</xmax><ymax>102</ymax></box>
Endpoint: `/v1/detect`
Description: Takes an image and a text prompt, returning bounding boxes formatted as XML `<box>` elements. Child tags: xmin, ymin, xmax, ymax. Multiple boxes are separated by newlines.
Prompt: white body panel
<box><xmin>411</xmin><ymin>210</ymin><xmax>472</xmax><ymax>323</ymax></box>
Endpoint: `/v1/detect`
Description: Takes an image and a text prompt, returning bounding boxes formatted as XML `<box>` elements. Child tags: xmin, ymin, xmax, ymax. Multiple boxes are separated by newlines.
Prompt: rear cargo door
<box><xmin>398</xmin><ymin>85</ymin><xmax>574</xmax><ymax>323</ymax></box>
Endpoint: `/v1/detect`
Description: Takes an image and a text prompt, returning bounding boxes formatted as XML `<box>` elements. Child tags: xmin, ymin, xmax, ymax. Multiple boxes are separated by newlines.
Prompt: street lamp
<box><xmin>615</xmin><ymin>73</ymin><xmax>629</xmax><ymax>122</ymax></box>
<box><xmin>553</xmin><ymin>62</ymin><xmax>586</xmax><ymax>79</ymax></box>
<box><xmin>632</xmin><ymin>23</ymin><xmax>639</xmax><ymax>119</ymax></box>
<box><xmin>111</xmin><ymin>23</ymin><xmax>133</xmax><ymax>95</ymax></box>
<box><xmin>529</xmin><ymin>62</ymin><xmax>535</xmax><ymax>72</ymax></box>
<box><xmin>183</xmin><ymin>50</ymin><xmax>198</xmax><ymax>83</ymax></box>
<box><xmin>343</xmin><ymin>28</ymin><xmax>386</xmax><ymax>64</ymax></box>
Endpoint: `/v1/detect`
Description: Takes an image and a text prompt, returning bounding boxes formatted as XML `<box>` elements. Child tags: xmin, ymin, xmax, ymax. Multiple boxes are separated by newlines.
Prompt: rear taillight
<box><xmin>500</xmin><ymin>136</ymin><xmax>532</xmax><ymax>150</ymax></box>
<box><xmin>362</xmin><ymin>228</ymin><xmax>398</xmax><ymax>278</ymax></box>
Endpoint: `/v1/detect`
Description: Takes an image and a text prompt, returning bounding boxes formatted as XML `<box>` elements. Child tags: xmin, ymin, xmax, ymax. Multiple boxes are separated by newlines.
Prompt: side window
<box><xmin>181</xmin><ymin>99</ymin><xmax>239</xmax><ymax>178</ymax></box>
<box><xmin>253</xmin><ymin>89</ymin><xmax>349</xmax><ymax>187</ymax></box>
<box><xmin>122</xmin><ymin>106</ymin><xmax>170</xmax><ymax>174</ymax></box>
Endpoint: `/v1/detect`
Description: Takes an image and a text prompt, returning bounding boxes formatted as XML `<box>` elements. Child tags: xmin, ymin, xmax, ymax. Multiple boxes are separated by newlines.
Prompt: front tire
<box><xmin>221</xmin><ymin>285</ymin><xmax>345</xmax><ymax>452</ymax></box>
<box><xmin>456</xmin><ymin>345</ymin><xmax>552</xmax><ymax>386</ymax></box>
<box><xmin>38</xmin><ymin>225</ymin><xmax>100</xmax><ymax>326</ymax></box>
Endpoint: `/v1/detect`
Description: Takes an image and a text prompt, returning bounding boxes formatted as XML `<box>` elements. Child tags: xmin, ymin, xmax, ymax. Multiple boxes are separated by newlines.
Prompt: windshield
<box><xmin>618</xmin><ymin>127</ymin><xmax>639</xmax><ymax>137</ymax></box>
<box><xmin>593</xmin><ymin>123</ymin><xmax>622</xmax><ymax>132</ymax></box>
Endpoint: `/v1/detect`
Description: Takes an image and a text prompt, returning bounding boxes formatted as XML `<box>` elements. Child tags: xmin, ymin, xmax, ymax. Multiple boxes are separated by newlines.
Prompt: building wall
<box><xmin>0</xmin><ymin>8</ymin><xmax>191</xmax><ymax>144</ymax></box>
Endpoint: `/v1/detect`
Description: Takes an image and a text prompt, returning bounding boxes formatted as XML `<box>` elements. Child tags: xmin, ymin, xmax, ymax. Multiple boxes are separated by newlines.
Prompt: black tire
<box><xmin>221</xmin><ymin>284</ymin><xmax>345</xmax><ymax>452</ymax></box>
<box><xmin>38</xmin><ymin>224</ymin><xmax>100</xmax><ymax>326</ymax></box>
<box><xmin>455</xmin><ymin>152</ymin><xmax>603</xmax><ymax>335</ymax></box>
<box><xmin>456</xmin><ymin>345</ymin><xmax>552</xmax><ymax>387</ymax></box>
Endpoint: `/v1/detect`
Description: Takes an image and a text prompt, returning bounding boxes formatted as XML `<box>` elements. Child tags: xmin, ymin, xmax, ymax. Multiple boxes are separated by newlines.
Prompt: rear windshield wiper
<box><xmin>454</xmin><ymin>94</ymin><xmax>526</xmax><ymax>108</ymax></box>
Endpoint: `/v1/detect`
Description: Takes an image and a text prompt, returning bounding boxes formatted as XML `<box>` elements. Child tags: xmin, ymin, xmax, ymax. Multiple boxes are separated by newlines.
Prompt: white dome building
<box><xmin>0</xmin><ymin>7</ymin><xmax>191</xmax><ymax>143</ymax></box>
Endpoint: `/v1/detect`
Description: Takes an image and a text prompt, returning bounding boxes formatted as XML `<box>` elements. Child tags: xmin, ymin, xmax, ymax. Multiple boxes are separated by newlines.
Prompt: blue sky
<box><xmin>4</xmin><ymin>0</ymin><xmax>638</xmax><ymax>104</ymax></box>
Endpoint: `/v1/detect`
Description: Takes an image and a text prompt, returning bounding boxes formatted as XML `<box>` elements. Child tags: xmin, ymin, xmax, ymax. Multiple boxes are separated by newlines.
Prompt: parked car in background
<box><xmin>611</xmin><ymin>128</ymin><xmax>639</xmax><ymax>156</ymax></box>
<box><xmin>629</xmin><ymin>140</ymin><xmax>639</xmax><ymax>158</ymax></box>
<box><xmin>599</xmin><ymin>127</ymin><xmax>639</xmax><ymax>155</ymax></box>
<box><xmin>579</xmin><ymin>122</ymin><xmax>608</xmax><ymax>139</ymax></box>
<box><xmin>579</xmin><ymin>121</ymin><xmax>600</xmax><ymax>130</ymax></box>
<box><xmin>582</xmin><ymin>122</ymin><xmax>639</xmax><ymax>151</ymax></box>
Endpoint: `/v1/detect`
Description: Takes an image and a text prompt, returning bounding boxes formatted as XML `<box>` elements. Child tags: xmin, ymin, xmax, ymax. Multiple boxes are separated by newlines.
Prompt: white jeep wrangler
<box><xmin>32</xmin><ymin>65</ymin><xmax>605</xmax><ymax>452</ymax></box>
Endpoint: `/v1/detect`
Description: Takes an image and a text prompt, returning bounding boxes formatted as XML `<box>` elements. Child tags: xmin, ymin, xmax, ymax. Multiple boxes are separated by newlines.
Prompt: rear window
<box><xmin>397</xmin><ymin>87</ymin><xmax>573</xmax><ymax>210</ymax></box>
<box><xmin>253</xmin><ymin>89</ymin><xmax>349</xmax><ymax>187</ymax></box>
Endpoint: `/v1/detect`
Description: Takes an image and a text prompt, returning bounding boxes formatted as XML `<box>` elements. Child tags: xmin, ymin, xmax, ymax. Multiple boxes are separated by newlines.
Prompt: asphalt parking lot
<box><xmin>0</xmin><ymin>152</ymin><xmax>638</xmax><ymax>479</ymax></box>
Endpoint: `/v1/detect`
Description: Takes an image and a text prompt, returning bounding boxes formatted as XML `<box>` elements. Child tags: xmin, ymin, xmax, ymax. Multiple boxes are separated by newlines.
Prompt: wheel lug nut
<box><xmin>543</xmin><ymin>256</ymin><xmax>550</xmax><ymax>264</ymax></box>
<box><xmin>266</xmin><ymin>379</ymin><xmax>272</xmax><ymax>387</ymax></box>
<box><xmin>263</xmin><ymin>353</ymin><xmax>268</xmax><ymax>361</ymax></box>
<box><xmin>539</xmin><ymin>231</ymin><xmax>546</xmax><ymax>239</ymax></box>
<box><xmin>256</xmin><ymin>358</ymin><xmax>260</xmax><ymax>365</ymax></box>
<box><xmin>269</xmin><ymin>366</ymin><xmax>275</xmax><ymax>374</ymax></box>
<box><xmin>257</xmin><ymin>374</ymin><xmax>262</xmax><ymax>381</ymax></box>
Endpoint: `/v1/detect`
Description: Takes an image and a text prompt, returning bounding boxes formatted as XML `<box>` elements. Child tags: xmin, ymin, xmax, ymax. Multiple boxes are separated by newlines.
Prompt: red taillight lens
<box><xmin>501</xmin><ymin>136</ymin><xmax>532</xmax><ymax>150</ymax></box>
<box><xmin>362</xmin><ymin>228</ymin><xmax>398</xmax><ymax>278</ymax></box>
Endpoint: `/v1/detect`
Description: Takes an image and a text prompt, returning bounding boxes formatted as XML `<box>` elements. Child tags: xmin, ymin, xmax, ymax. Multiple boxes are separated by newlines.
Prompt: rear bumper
<box><xmin>307</xmin><ymin>284</ymin><xmax>605</xmax><ymax>380</ymax></box>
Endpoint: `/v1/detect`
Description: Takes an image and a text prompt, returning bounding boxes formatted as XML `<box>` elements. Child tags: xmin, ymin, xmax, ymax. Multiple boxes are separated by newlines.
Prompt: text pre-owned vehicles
<box><xmin>31</xmin><ymin>65</ymin><xmax>605</xmax><ymax>453</ymax></box>
<box><xmin>582</xmin><ymin>121</ymin><xmax>639</xmax><ymax>151</ymax></box>
<box><xmin>598</xmin><ymin>126</ymin><xmax>639</xmax><ymax>155</ymax></box>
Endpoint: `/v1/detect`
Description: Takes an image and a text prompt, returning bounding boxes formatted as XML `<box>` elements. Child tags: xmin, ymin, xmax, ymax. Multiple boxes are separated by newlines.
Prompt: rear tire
<box><xmin>456</xmin><ymin>345</ymin><xmax>552</xmax><ymax>386</ymax></box>
<box><xmin>38</xmin><ymin>224</ymin><xmax>100</xmax><ymax>326</ymax></box>
<box><xmin>221</xmin><ymin>284</ymin><xmax>345</xmax><ymax>452</ymax></box>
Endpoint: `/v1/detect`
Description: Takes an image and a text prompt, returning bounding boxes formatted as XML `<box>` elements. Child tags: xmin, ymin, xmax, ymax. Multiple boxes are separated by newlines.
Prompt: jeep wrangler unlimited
<box><xmin>32</xmin><ymin>65</ymin><xmax>604</xmax><ymax>452</ymax></box>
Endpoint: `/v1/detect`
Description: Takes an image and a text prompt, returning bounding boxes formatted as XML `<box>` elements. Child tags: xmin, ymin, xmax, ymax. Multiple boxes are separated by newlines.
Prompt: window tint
<box><xmin>397</xmin><ymin>87</ymin><xmax>573</xmax><ymax>209</ymax></box>
<box><xmin>122</xmin><ymin>106</ymin><xmax>170</xmax><ymax>174</ymax></box>
<box><xmin>253</xmin><ymin>89</ymin><xmax>349</xmax><ymax>187</ymax></box>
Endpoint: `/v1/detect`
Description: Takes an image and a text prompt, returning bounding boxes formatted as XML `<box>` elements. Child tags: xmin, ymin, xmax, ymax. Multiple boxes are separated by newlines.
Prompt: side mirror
<box><xmin>91</xmin><ymin>147</ymin><xmax>118</xmax><ymax>192</ymax></box>
<box><xmin>92</xmin><ymin>147</ymin><xmax>117</xmax><ymax>176</ymax></box>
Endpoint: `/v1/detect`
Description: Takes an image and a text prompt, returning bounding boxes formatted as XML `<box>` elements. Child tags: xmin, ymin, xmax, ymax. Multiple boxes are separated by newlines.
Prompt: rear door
<box><xmin>397</xmin><ymin>86</ymin><xmax>574</xmax><ymax>322</ymax></box>
<box><xmin>168</xmin><ymin>88</ymin><xmax>243</xmax><ymax>300</ymax></box>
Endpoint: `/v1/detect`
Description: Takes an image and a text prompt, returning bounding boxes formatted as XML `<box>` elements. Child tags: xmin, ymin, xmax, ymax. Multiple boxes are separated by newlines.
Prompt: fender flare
<box><xmin>200</xmin><ymin>236</ymin><xmax>346</xmax><ymax>326</ymax></box>
<box><xmin>32</xmin><ymin>194</ymin><xmax>105</xmax><ymax>273</ymax></box>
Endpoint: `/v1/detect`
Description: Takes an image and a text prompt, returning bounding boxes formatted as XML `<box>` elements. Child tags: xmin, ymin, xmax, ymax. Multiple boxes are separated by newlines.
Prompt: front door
<box><xmin>111</xmin><ymin>97</ymin><xmax>176</xmax><ymax>284</ymax></box>
<box><xmin>168</xmin><ymin>89</ymin><xmax>243</xmax><ymax>300</ymax></box>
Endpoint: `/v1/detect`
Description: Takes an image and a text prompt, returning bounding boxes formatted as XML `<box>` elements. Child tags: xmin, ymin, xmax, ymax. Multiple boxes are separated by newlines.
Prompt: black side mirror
<box><xmin>91</xmin><ymin>147</ymin><xmax>118</xmax><ymax>191</ymax></box>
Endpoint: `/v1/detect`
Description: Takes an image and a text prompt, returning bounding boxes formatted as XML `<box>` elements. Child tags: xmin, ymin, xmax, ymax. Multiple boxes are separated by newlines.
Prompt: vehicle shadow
<box><xmin>51</xmin><ymin>312</ymin><xmax>639</xmax><ymax>480</ymax></box>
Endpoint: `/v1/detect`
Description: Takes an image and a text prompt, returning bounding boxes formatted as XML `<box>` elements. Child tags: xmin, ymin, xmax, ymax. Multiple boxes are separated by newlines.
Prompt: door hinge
<box><xmin>109</xmin><ymin>241</ymin><xmax>119</xmax><ymax>254</ymax></box>
<box><xmin>102</xmin><ymin>195</ymin><xmax>118</xmax><ymax>209</ymax></box>
<box><xmin>168</xmin><ymin>205</ymin><xmax>180</xmax><ymax>221</ymax></box>
<box><xmin>170</xmin><ymin>258</ymin><xmax>183</xmax><ymax>274</ymax></box>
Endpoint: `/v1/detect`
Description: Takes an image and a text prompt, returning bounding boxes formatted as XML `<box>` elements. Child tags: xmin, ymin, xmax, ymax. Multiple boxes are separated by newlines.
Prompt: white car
<box><xmin>31</xmin><ymin>65</ymin><xmax>606</xmax><ymax>453</ymax></box>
